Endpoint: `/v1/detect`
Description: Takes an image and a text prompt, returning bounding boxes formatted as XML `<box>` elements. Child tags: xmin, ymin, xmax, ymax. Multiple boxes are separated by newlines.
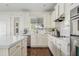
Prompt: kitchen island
<box><xmin>0</xmin><ymin>35</ymin><xmax>27</xmax><ymax>56</ymax></box>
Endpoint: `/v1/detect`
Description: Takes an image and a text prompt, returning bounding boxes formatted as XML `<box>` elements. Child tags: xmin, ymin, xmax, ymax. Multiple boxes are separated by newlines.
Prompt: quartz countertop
<box><xmin>0</xmin><ymin>35</ymin><xmax>27</xmax><ymax>48</ymax></box>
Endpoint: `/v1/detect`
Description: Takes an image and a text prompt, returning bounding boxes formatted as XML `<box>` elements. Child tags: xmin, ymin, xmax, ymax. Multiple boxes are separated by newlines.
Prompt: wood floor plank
<box><xmin>27</xmin><ymin>47</ymin><xmax>52</xmax><ymax>56</ymax></box>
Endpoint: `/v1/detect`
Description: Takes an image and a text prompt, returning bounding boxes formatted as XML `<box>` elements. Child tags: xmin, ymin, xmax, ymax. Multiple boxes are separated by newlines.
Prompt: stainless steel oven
<box><xmin>71</xmin><ymin>6</ymin><xmax>79</xmax><ymax>36</ymax></box>
<box><xmin>70</xmin><ymin>5</ymin><xmax>79</xmax><ymax>56</ymax></box>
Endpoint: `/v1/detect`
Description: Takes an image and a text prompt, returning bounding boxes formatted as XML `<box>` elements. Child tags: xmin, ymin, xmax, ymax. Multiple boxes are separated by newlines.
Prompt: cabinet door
<box><xmin>37</xmin><ymin>33</ymin><xmax>48</xmax><ymax>47</ymax></box>
<box><xmin>59</xmin><ymin>3</ymin><xmax>65</xmax><ymax>17</ymax></box>
<box><xmin>31</xmin><ymin>32</ymin><xmax>38</xmax><ymax>47</ymax></box>
<box><xmin>56</xmin><ymin>40</ymin><xmax>61</xmax><ymax>56</ymax></box>
<box><xmin>70</xmin><ymin>3</ymin><xmax>79</xmax><ymax>10</ymax></box>
<box><xmin>51</xmin><ymin>11</ymin><xmax>55</xmax><ymax>28</ymax></box>
<box><xmin>48</xmin><ymin>40</ymin><xmax>55</xmax><ymax>55</ymax></box>
<box><xmin>9</xmin><ymin>46</ymin><xmax>16</xmax><ymax>55</ymax></box>
<box><xmin>44</xmin><ymin>14</ymin><xmax>51</xmax><ymax>28</ymax></box>
<box><xmin>21</xmin><ymin>47</ymin><xmax>26</xmax><ymax>56</ymax></box>
<box><xmin>9</xmin><ymin>42</ymin><xmax>21</xmax><ymax>56</ymax></box>
<box><xmin>21</xmin><ymin>40</ymin><xmax>24</xmax><ymax>56</ymax></box>
<box><xmin>41</xmin><ymin>34</ymin><xmax>48</xmax><ymax>46</ymax></box>
<box><xmin>21</xmin><ymin>39</ymin><xmax>27</xmax><ymax>56</ymax></box>
<box><xmin>16</xmin><ymin>42</ymin><xmax>21</xmax><ymax>56</ymax></box>
<box><xmin>64</xmin><ymin>4</ymin><xmax>70</xmax><ymax>36</ymax></box>
<box><xmin>17</xmin><ymin>47</ymin><xmax>21</xmax><ymax>56</ymax></box>
<box><xmin>55</xmin><ymin>4</ymin><xmax>59</xmax><ymax>19</ymax></box>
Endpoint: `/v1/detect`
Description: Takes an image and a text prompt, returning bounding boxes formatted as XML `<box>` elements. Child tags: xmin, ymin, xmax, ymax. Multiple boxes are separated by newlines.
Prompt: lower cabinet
<box><xmin>9</xmin><ymin>38</ymin><xmax>27</xmax><ymax>56</ymax></box>
<box><xmin>9</xmin><ymin>41</ymin><xmax>21</xmax><ymax>56</ymax></box>
<box><xmin>48</xmin><ymin>40</ymin><xmax>62</xmax><ymax>56</ymax></box>
<box><xmin>21</xmin><ymin>39</ymin><xmax>27</xmax><ymax>56</ymax></box>
<box><xmin>31</xmin><ymin>32</ymin><xmax>48</xmax><ymax>47</ymax></box>
<box><xmin>48</xmin><ymin>36</ymin><xmax>70</xmax><ymax>56</ymax></box>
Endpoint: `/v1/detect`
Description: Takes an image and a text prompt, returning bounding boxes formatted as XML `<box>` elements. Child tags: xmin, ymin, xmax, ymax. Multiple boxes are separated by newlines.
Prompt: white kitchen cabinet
<box><xmin>44</xmin><ymin>13</ymin><xmax>51</xmax><ymax>28</ymax></box>
<box><xmin>54</xmin><ymin>3</ymin><xmax>65</xmax><ymax>19</ymax></box>
<box><xmin>31</xmin><ymin>32</ymin><xmax>38</xmax><ymax>47</ymax></box>
<box><xmin>65</xmin><ymin>4</ymin><xmax>70</xmax><ymax>22</ymax></box>
<box><xmin>21</xmin><ymin>38</ymin><xmax>27</xmax><ymax>56</ymax></box>
<box><xmin>48</xmin><ymin>37</ymin><xmax>54</xmax><ymax>54</ymax></box>
<box><xmin>51</xmin><ymin>11</ymin><xmax>56</xmax><ymax>21</ymax></box>
<box><xmin>48</xmin><ymin>3</ymin><xmax>71</xmax><ymax>56</ymax></box>
<box><xmin>48</xmin><ymin>34</ymin><xmax>70</xmax><ymax>56</ymax></box>
<box><xmin>0</xmin><ymin>38</ymin><xmax>27</xmax><ymax>56</ymax></box>
<box><xmin>60</xmin><ymin>39</ymin><xmax>70</xmax><ymax>56</ymax></box>
<box><xmin>48</xmin><ymin>35</ymin><xmax>60</xmax><ymax>56</ymax></box>
<box><xmin>70</xmin><ymin>3</ymin><xmax>79</xmax><ymax>11</ymax></box>
<box><xmin>48</xmin><ymin>38</ymin><xmax>59</xmax><ymax>56</ymax></box>
<box><xmin>48</xmin><ymin>39</ymin><xmax>61</xmax><ymax>56</ymax></box>
<box><xmin>55</xmin><ymin>4</ymin><xmax>59</xmax><ymax>19</ymax></box>
<box><xmin>31</xmin><ymin>31</ymin><xmax>48</xmax><ymax>47</ymax></box>
<box><xmin>64</xmin><ymin>4</ymin><xmax>70</xmax><ymax>37</ymax></box>
<box><xmin>9</xmin><ymin>41</ymin><xmax>21</xmax><ymax>56</ymax></box>
<box><xmin>50</xmin><ymin>11</ymin><xmax>55</xmax><ymax>28</ymax></box>
<box><xmin>11</xmin><ymin>38</ymin><xmax>27</xmax><ymax>56</ymax></box>
<box><xmin>58</xmin><ymin>3</ymin><xmax>65</xmax><ymax>17</ymax></box>
<box><xmin>37</xmin><ymin>33</ymin><xmax>48</xmax><ymax>47</ymax></box>
<box><xmin>48</xmin><ymin>40</ymin><xmax>54</xmax><ymax>55</ymax></box>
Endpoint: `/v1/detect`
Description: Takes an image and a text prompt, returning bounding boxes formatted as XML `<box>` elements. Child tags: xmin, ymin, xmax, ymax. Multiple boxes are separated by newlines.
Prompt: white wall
<box><xmin>0</xmin><ymin>16</ymin><xmax>9</xmax><ymax>41</ymax></box>
<box><xmin>0</xmin><ymin>11</ymin><xmax>30</xmax><ymax>42</ymax></box>
<box><xmin>0</xmin><ymin>11</ymin><xmax>51</xmax><ymax>42</ymax></box>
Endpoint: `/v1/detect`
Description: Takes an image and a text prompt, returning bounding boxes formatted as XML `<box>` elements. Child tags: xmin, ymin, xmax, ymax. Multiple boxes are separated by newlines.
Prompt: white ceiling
<box><xmin>0</xmin><ymin>3</ymin><xmax>56</xmax><ymax>12</ymax></box>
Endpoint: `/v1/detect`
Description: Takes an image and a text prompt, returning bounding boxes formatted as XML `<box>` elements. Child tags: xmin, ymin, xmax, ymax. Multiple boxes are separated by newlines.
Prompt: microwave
<box><xmin>70</xmin><ymin>6</ymin><xmax>79</xmax><ymax>36</ymax></box>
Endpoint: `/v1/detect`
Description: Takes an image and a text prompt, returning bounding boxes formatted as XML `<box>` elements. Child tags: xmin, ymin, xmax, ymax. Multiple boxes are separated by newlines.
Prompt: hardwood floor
<box><xmin>27</xmin><ymin>47</ymin><xmax>52</xmax><ymax>56</ymax></box>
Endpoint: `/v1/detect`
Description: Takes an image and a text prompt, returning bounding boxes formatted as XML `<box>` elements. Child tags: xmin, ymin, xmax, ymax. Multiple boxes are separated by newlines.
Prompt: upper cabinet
<box><xmin>54</xmin><ymin>4</ymin><xmax>65</xmax><ymax>19</ymax></box>
<box><xmin>50</xmin><ymin>11</ymin><xmax>56</xmax><ymax>28</ymax></box>
<box><xmin>55</xmin><ymin>4</ymin><xmax>59</xmax><ymax>19</ymax></box>
<box><xmin>43</xmin><ymin>13</ymin><xmax>51</xmax><ymax>28</ymax></box>
<box><xmin>58</xmin><ymin>3</ymin><xmax>65</xmax><ymax>17</ymax></box>
<box><xmin>70</xmin><ymin>3</ymin><xmax>79</xmax><ymax>10</ymax></box>
<box><xmin>51</xmin><ymin>11</ymin><xmax>56</xmax><ymax>21</ymax></box>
